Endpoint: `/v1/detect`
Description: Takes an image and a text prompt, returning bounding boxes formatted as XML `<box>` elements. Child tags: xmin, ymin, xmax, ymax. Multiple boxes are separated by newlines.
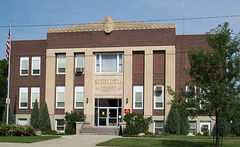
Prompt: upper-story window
<box><xmin>95</xmin><ymin>54</ymin><xmax>123</xmax><ymax>73</ymax></box>
<box><xmin>32</xmin><ymin>57</ymin><xmax>41</xmax><ymax>75</ymax></box>
<box><xmin>19</xmin><ymin>87</ymin><xmax>28</xmax><ymax>109</ymax></box>
<box><xmin>31</xmin><ymin>87</ymin><xmax>40</xmax><ymax>108</ymax></box>
<box><xmin>20</xmin><ymin>57</ymin><xmax>29</xmax><ymax>76</ymax></box>
<box><xmin>154</xmin><ymin>85</ymin><xmax>164</xmax><ymax>109</ymax></box>
<box><xmin>133</xmin><ymin>85</ymin><xmax>143</xmax><ymax>109</ymax></box>
<box><xmin>57</xmin><ymin>54</ymin><xmax>66</xmax><ymax>74</ymax></box>
<box><xmin>75</xmin><ymin>54</ymin><xmax>85</xmax><ymax>74</ymax></box>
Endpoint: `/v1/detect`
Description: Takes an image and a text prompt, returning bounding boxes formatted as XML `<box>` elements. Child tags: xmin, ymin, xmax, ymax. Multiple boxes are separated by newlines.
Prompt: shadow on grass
<box><xmin>160</xmin><ymin>140</ymin><xmax>214</xmax><ymax>147</ymax></box>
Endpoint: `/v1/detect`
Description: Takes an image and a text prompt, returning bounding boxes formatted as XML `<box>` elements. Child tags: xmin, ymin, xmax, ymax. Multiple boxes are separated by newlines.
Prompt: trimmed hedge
<box><xmin>0</xmin><ymin>124</ymin><xmax>35</xmax><ymax>136</ymax></box>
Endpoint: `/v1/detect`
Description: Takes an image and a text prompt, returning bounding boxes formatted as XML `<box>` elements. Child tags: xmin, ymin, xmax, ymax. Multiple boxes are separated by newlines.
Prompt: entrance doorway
<box><xmin>95</xmin><ymin>99</ymin><xmax>122</xmax><ymax>127</ymax></box>
<box><xmin>99</xmin><ymin>108</ymin><xmax>118</xmax><ymax>126</ymax></box>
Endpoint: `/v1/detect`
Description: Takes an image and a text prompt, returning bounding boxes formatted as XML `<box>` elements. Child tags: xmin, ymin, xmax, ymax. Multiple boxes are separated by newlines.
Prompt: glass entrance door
<box><xmin>99</xmin><ymin>108</ymin><xmax>107</xmax><ymax>126</ymax></box>
<box><xmin>98</xmin><ymin>107</ymin><xmax>118</xmax><ymax>127</ymax></box>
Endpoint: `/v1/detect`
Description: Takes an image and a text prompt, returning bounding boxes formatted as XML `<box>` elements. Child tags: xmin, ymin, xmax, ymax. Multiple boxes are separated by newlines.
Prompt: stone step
<box><xmin>81</xmin><ymin>127</ymin><xmax>118</xmax><ymax>135</ymax></box>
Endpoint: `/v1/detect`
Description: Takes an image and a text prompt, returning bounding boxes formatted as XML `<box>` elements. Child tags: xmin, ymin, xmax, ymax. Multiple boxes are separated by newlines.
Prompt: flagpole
<box><xmin>6</xmin><ymin>18</ymin><xmax>12</xmax><ymax>125</ymax></box>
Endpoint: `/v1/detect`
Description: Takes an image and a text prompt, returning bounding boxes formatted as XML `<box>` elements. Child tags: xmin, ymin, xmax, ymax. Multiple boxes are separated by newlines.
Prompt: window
<box><xmin>133</xmin><ymin>86</ymin><xmax>143</xmax><ymax>109</ymax></box>
<box><xmin>199</xmin><ymin>88</ymin><xmax>210</xmax><ymax>109</ymax></box>
<box><xmin>75</xmin><ymin>86</ymin><xmax>84</xmax><ymax>108</ymax></box>
<box><xmin>56</xmin><ymin>86</ymin><xmax>65</xmax><ymax>108</ymax></box>
<box><xmin>32</xmin><ymin>57</ymin><xmax>41</xmax><ymax>75</ymax></box>
<box><xmin>185</xmin><ymin>85</ymin><xmax>197</xmax><ymax>100</ymax></box>
<box><xmin>57</xmin><ymin>54</ymin><xmax>66</xmax><ymax>74</ymax></box>
<box><xmin>31</xmin><ymin>87</ymin><xmax>40</xmax><ymax>108</ymax></box>
<box><xmin>200</xmin><ymin>122</ymin><xmax>211</xmax><ymax>135</ymax></box>
<box><xmin>189</xmin><ymin>121</ymin><xmax>197</xmax><ymax>134</ymax></box>
<box><xmin>154</xmin><ymin>121</ymin><xmax>164</xmax><ymax>133</ymax></box>
<box><xmin>20</xmin><ymin>57</ymin><xmax>29</xmax><ymax>75</ymax></box>
<box><xmin>18</xmin><ymin>119</ymin><xmax>27</xmax><ymax>125</ymax></box>
<box><xmin>154</xmin><ymin>85</ymin><xmax>164</xmax><ymax>109</ymax></box>
<box><xmin>75</xmin><ymin>54</ymin><xmax>85</xmax><ymax>73</ymax></box>
<box><xmin>19</xmin><ymin>87</ymin><xmax>28</xmax><ymax>108</ymax></box>
<box><xmin>55</xmin><ymin>119</ymin><xmax>64</xmax><ymax>131</ymax></box>
<box><xmin>95</xmin><ymin>54</ymin><xmax>123</xmax><ymax>73</ymax></box>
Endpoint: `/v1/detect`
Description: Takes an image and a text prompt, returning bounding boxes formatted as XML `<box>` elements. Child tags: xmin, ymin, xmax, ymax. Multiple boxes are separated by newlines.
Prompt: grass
<box><xmin>0</xmin><ymin>136</ymin><xmax>61</xmax><ymax>143</ymax></box>
<box><xmin>96</xmin><ymin>136</ymin><xmax>240</xmax><ymax>147</ymax></box>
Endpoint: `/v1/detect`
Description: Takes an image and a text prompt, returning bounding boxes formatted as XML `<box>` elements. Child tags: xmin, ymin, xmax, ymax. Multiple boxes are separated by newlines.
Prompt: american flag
<box><xmin>6</xmin><ymin>30</ymin><xmax>10</xmax><ymax>60</ymax></box>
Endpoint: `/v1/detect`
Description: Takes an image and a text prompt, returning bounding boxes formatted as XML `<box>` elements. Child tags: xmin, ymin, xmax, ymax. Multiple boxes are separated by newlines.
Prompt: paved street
<box><xmin>0</xmin><ymin>135</ymin><xmax>119</xmax><ymax>147</ymax></box>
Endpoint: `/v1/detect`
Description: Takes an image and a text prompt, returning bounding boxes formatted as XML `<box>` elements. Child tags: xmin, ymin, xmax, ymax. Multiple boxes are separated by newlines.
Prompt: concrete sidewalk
<box><xmin>0</xmin><ymin>135</ymin><xmax>120</xmax><ymax>147</ymax></box>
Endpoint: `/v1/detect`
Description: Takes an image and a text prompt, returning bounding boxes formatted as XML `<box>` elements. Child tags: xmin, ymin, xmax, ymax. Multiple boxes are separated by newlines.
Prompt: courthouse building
<box><xmin>9</xmin><ymin>16</ymin><xmax>215</xmax><ymax>134</ymax></box>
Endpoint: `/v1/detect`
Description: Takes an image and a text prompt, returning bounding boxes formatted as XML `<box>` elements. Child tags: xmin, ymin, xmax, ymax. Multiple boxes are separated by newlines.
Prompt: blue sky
<box><xmin>0</xmin><ymin>0</ymin><xmax>240</xmax><ymax>59</ymax></box>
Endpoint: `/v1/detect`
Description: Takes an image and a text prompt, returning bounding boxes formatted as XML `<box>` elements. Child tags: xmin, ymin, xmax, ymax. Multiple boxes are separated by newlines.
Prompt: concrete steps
<box><xmin>81</xmin><ymin>127</ymin><xmax>118</xmax><ymax>135</ymax></box>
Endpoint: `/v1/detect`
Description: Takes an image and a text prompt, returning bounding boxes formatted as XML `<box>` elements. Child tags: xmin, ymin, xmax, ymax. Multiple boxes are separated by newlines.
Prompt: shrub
<box><xmin>38</xmin><ymin>103</ymin><xmax>51</xmax><ymax>131</ymax></box>
<box><xmin>123</xmin><ymin>113</ymin><xmax>152</xmax><ymax>135</ymax></box>
<box><xmin>42</xmin><ymin>130</ymin><xmax>58</xmax><ymax>135</ymax></box>
<box><xmin>30</xmin><ymin>100</ymin><xmax>40</xmax><ymax>129</ymax></box>
<box><xmin>65</xmin><ymin>126</ymin><xmax>76</xmax><ymax>135</ymax></box>
<box><xmin>2</xmin><ymin>104</ymin><xmax>13</xmax><ymax>125</ymax></box>
<box><xmin>65</xmin><ymin>111</ymin><xmax>85</xmax><ymax>132</ymax></box>
<box><xmin>227</xmin><ymin>134</ymin><xmax>237</xmax><ymax>137</ymax></box>
<box><xmin>231</xmin><ymin>116</ymin><xmax>240</xmax><ymax>136</ymax></box>
<box><xmin>0</xmin><ymin>124</ymin><xmax>35</xmax><ymax>136</ymax></box>
<box><xmin>166</xmin><ymin>103</ymin><xmax>180</xmax><ymax>134</ymax></box>
<box><xmin>203</xmin><ymin>130</ymin><xmax>210</xmax><ymax>136</ymax></box>
<box><xmin>219</xmin><ymin>115</ymin><xmax>231</xmax><ymax>137</ymax></box>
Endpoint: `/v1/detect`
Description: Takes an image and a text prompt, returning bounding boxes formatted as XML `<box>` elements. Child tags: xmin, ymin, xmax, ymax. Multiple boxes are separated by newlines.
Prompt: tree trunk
<box><xmin>215</xmin><ymin>111</ymin><xmax>220</xmax><ymax>147</ymax></box>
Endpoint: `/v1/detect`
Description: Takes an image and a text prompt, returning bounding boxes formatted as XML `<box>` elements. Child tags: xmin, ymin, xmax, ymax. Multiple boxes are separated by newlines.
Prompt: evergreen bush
<box><xmin>123</xmin><ymin>113</ymin><xmax>152</xmax><ymax>135</ymax></box>
<box><xmin>30</xmin><ymin>100</ymin><xmax>40</xmax><ymax>129</ymax></box>
<box><xmin>38</xmin><ymin>102</ymin><xmax>51</xmax><ymax>131</ymax></box>
<box><xmin>166</xmin><ymin>103</ymin><xmax>180</xmax><ymax>134</ymax></box>
<box><xmin>2</xmin><ymin>104</ymin><xmax>13</xmax><ymax>124</ymax></box>
<box><xmin>179</xmin><ymin>113</ymin><xmax>190</xmax><ymax>135</ymax></box>
<box><xmin>65</xmin><ymin>126</ymin><xmax>76</xmax><ymax>135</ymax></box>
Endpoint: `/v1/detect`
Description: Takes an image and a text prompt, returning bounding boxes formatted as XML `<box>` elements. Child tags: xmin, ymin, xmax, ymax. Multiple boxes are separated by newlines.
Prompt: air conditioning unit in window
<box><xmin>155</xmin><ymin>86</ymin><xmax>162</xmax><ymax>92</ymax></box>
<box><xmin>76</xmin><ymin>68</ymin><xmax>84</xmax><ymax>73</ymax></box>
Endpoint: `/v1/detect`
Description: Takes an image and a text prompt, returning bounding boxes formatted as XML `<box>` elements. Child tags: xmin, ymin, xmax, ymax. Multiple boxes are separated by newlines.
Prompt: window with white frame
<box><xmin>56</xmin><ymin>86</ymin><xmax>65</xmax><ymax>108</ymax></box>
<box><xmin>199</xmin><ymin>88</ymin><xmax>210</xmax><ymax>109</ymax></box>
<box><xmin>185</xmin><ymin>85</ymin><xmax>197</xmax><ymax>109</ymax></box>
<box><xmin>95</xmin><ymin>54</ymin><xmax>123</xmax><ymax>73</ymax></box>
<box><xmin>200</xmin><ymin>121</ymin><xmax>211</xmax><ymax>134</ymax></box>
<box><xmin>189</xmin><ymin>121</ymin><xmax>197</xmax><ymax>134</ymax></box>
<box><xmin>185</xmin><ymin>85</ymin><xmax>197</xmax><ymax>100</ymax></box>
<box><xmin>55</xmin><ymin>119</ymin><xmax>64</xmax><ymax>131</ymax></box>
<box><xmin>57</xmin><ymin>54</ymin><xmax>66</xmax><ymax>74</ymax></box>
<box><xmin>75</xmin><ymin>86</ymin><xmax>84</xmax><ymax>108</ymax></box>
<box><xmin>20</xmin><ymin>57</ymin><xmax>29</xmax><ymax>75</ymax></box>
<box><xmin>154</xmin><ymin>85</ymin><xmax>164</xmax><ymax>109</ymax></box>
<box><xmin>75</xmin><ymin>54</ymin><xmax>85</xmax><ymax>73</ymax></box>
<box><xmin>31</xmin><ymin>87</ymin><xmax>40</xmax><ymax>108</ymax></box>
<box><xmin>32</xmin><ymin>56</ymin><xmax>41</xmax><ymax>75</ymax></box>
<box><xmin>133</xmin><ymin>86</ymin><xmax>143</xmax><ymax>109</ymax></box>
<box><xmin>18</xmin><ymin>119</ymin><xmax>27</xmax><ymax>125</ymax></box>
<box><xmin>19</xmin><ymin>87</ymin><xmax>28</xmax><ymax>108</ymax></box>
<box><xmin>154</xmin><ymin>121</ymin><xmax>164</xmax><ymax>133</ymax></box>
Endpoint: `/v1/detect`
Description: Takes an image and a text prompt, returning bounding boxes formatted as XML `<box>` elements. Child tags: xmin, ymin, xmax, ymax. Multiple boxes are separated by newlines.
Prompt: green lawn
<box><xmin>96</xmin><ymin>136</ymin><xmax>240</xmax><ymax>147</ymax></box>
<box><xmin>0</xmin><ymin>136</ymin><xmax>61</xmax><ymax>143</ymax></box>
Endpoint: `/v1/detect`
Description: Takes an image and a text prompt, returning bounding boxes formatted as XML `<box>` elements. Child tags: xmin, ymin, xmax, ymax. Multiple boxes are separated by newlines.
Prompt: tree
<box><xmin>0</xmin><ymin>59</ymin><xmax>7</xmax><ymax>121</ymax></box>
<box><xmin>167</xmin><ymin>22</ymin><xmax>240</xmax><ymax>147</ymax></box>
<box><xmin>2</xmin><ymin>103</ymin><xmax>13</xmax><ymax>124</ymax></box>
<box><xmin>231</xmin><ymin>115</ymin><xmax>240</xmax><ymax>136</ymax></box>
<box><xmin>38</xmin><ymin>102</ymin><xmax>51</xmax><ymax>131</ymax></box>
<box><xmin>30</xmin><ymin>100</ymin><xmax>40</xmax><ymax>129</ymax></box>
<box><xmin>166</xmin><ymin>103</ymin><xmax>180</xmax><ymax>134</ymax></box>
